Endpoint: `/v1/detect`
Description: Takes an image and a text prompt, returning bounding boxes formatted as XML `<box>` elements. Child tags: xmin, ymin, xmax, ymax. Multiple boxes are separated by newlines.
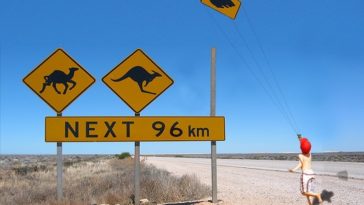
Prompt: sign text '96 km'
<box><xmin>45</xmin><ymin>117</ymin><xmax>225</xmax><ymax>142</ymax></box>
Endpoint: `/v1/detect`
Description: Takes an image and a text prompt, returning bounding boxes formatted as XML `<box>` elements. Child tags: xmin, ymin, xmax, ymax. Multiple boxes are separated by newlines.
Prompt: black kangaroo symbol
<box><xmin>39</xmin><ymin>67</ymin><xmax>78</xmax><ymax>95</ymax></box>
<box><xmin>210</xmin><ymin>0</ymin><xmax>236</xmax><ymax>8</ymax></box>
<box><xmin>112</xmin><ymin>66</ymin><xmax>161</xmax><ymax>95</ymax></box>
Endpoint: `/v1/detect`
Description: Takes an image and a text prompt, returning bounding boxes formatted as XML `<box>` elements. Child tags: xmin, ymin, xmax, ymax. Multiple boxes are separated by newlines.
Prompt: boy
<box><xmin>289</xmin><ymin>134</ymin><xmax>323</xmax><ymax>205</ymax></box>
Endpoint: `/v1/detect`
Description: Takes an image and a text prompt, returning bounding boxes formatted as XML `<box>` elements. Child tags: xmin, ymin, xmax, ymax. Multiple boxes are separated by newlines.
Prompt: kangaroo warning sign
<box><xmin>201</xmin><ymin>0</ymin><xmax>241</xmax><ymax>19</ymax></box>
<box><xmin>102</xmin><ymin>49</ymin><xmax>173</xmax><ymax>113</ymax></box>
<box><xmin>23</xmin><ymin>49</ymin><xmax>95</xmax><ymax>113</ymax></box>
<box><xmin>45</xmin><ymin>116</ymin><xmax>225</xmax><ymax>142</ymax></box>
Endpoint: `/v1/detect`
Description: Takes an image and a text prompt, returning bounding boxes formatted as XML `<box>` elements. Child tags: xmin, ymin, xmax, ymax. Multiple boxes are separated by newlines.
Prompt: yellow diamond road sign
<box><xmin>201</xmin><ymin>0</ymin><xmax>241</xmax><ymax>19</ymax></box>
<box><xmin>23</xmin><ymin>49</ymin><xmax>95</xmax><ymax>113</ymax></box>
<box><xmin>103</xmin><ymin>49</ymin><xmax>173</xmax><ymax>113</ymax></box>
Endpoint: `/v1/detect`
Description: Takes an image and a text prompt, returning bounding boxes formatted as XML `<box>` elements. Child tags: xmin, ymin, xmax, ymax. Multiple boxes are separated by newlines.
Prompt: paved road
<box><xmin>146</xmin><ymin>157</ymin><xmax>364</xmax><ymax>205</ymax></box>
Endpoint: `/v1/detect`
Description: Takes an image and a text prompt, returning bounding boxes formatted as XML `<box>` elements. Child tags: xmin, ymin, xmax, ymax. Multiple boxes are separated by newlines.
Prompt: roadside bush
<box><xmin>13</xmin><ymin>165</ymin><xmax>48</xmax><ymax>176</ymax></box>
<box><xmin>115</xmin><ymin>152</ymin><xmax>132</xmax><ymax>159</ymax></box>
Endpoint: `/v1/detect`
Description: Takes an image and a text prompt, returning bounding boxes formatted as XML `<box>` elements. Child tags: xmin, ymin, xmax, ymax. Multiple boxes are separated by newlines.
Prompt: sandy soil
<box><xmin>147</xmin><ymin>157</ymin><xmax>364</xmax><ymax>205</ymax></box>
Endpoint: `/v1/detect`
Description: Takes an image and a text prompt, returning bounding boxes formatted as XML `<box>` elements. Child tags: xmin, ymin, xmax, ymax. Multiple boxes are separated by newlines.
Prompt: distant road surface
<box><xmin>146</xmin><ymin>157</ymin><xmax>364</xmax><ymax>205</ymax></box>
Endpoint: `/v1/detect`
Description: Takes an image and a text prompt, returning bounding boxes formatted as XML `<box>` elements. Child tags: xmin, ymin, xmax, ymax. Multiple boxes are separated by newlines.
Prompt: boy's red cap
<box><xmin>300</xmin><ymin>137</ymin><xmax>311</xmax><ymax>154</ymax></box>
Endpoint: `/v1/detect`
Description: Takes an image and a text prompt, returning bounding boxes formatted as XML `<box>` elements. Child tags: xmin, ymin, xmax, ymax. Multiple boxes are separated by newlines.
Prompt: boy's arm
<box><xmin>289</xmin><ymin>161</ymin><xmax>302</xmax><ymax>172</ymax></box>
<box><xmin>289</xmin><ymin>155</ymin><xmax>302</xmax><ymax>172</ymax></box>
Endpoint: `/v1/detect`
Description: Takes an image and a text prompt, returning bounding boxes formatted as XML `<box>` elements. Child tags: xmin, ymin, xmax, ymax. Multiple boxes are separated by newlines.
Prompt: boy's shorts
<box><xmin>300</xmin><ymin>169</ymin><xmax>316</xmax><ymax>194</ymax></box>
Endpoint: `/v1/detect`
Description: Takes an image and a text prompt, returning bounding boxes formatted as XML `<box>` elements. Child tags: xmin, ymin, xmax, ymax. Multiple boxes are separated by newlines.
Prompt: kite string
<box><xmin>241</xmin><ymin>7</ymin><xmax>300</xmax><ymax>133</ymax></box>
<box><xmin>205</xmin><ymin>9</ymin><xmax>299</xmax><ymax>135</ymax></box>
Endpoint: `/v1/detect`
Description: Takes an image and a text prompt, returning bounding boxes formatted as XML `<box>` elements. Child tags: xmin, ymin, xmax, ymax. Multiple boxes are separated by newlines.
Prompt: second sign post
<box><xmin>102</xmin><ymin>49</ymin><xmax>175</xmax><ymax>205</ymax></box>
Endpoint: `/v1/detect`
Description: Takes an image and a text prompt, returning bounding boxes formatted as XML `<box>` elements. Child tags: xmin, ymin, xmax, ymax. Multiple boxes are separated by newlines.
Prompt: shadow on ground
<box><xmin>336</xmin><ymin>170</ymin><xmax>349</xmax><ymax>181</ymax></box>
<box><xmin>313</xmin><ymin>190</ymin><xmax>334</xmax><ymax>205</ymax></box>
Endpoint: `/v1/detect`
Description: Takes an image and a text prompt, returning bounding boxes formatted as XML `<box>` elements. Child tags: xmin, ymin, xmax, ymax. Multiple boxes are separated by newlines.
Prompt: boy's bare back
<box><xmin>298</xmin><ymin>153</ymin><xmax>312</xmax><ymax>171</ymax></box>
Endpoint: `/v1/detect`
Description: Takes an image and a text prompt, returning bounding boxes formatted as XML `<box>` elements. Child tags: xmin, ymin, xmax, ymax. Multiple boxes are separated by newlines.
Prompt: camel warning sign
<box><xmin>201</xmin><ymin>0</ymin><xmax>241</xmax><ymax>19</ymax></box>
<box><xmin>23</xmin><ymin>49</ymin><xmax>95</xmax><ymax>113</ymax></box>
<box><xmin>102</xmin><ymin>49</ymin><xmax>173</xmax><ymax>113</ymax></box>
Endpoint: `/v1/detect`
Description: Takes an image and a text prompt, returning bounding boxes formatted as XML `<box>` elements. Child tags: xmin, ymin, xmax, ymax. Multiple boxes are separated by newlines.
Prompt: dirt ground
<box><xmin>147</xmin><ymin>157</ymin><xmax>364</xmax><ymax>205</ymax></box>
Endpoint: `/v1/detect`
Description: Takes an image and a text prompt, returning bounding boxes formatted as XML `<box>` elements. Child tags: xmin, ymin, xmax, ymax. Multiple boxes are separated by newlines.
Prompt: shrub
<box><xmin>1</xmin><ymin>156</ymin><xmax>209</xmax><ymax>205</ymax></box>
<box><xmin>115</xmin><ymin>152</ymin><xmax>132</xmax><ymax>160</ymax></box>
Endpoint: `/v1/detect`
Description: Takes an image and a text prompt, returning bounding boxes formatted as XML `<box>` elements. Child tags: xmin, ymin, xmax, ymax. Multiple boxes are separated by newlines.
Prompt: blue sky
<box><xmin>1</xmin><ymin>0</ymin><xmax>363</xmax><ymax>154</ymax></box>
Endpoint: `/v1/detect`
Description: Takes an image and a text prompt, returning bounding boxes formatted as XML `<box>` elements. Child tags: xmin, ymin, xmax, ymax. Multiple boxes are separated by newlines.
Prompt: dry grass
<box><xmin>0</xmin><ymin>156</ymin><xmax>210</xmax><ymax>205</ymax></box>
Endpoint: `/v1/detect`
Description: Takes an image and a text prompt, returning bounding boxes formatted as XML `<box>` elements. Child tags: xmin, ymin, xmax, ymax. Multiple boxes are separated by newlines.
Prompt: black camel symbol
<box><xmin>111</xmin><ymin>66</ymin><xmax>161</xmax><ymax>95</ymax></box>
<box><xmin>210</xmin><ymin>0</ymin><xmax>236</xmax><ymax>8</ymax></box>
<box><xmin>39</xmin><ymin>67</ymin><xmax>78</xmax><ymax>95</ymax></box>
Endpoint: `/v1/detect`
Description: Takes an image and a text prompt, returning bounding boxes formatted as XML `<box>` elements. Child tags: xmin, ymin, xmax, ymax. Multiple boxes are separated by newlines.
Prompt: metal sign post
<box><xmin>134</xmin><ymin>113</ymin><xmax>140</xmax><ymax>205</ymax></box>
<box><xmin>210</xmin><ymin>48</ymin><xmax>217</xmax><ymax>203</ymax></box>
<box><xmin>56</xmin><ymin>112</ymin><xmax>63</xmax><ymax>200</ymax></box>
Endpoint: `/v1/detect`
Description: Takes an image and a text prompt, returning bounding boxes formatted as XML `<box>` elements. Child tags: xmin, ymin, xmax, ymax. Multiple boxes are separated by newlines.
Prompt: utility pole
<box><xmin>210</xmin><ymin>48</ymin><xmax>217</xmax><ymax>203</ymax></box>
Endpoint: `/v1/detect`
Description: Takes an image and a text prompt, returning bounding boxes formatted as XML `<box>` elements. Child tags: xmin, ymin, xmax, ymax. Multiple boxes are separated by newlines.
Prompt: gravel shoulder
<box><xmin>146</xmin><ymin>157</ymin><xmax>364</xmax><ymax>205</ymax></box>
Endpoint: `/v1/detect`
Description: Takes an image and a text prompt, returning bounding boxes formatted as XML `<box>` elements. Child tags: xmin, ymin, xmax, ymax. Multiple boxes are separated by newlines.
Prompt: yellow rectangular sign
<box><xmin>45</xmin><ymin>116</ymin><xmax>225</xmax><ymax>142</ymax></box>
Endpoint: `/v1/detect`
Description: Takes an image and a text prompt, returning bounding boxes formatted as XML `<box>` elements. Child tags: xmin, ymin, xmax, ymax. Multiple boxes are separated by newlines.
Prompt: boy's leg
<box><xmin>306</xmin><ymin>196</ymin><xmax>312</xmax><ymax>205</ymax></box>
<box><xmin>304</xmin><ymin>192</ymin><xmax>323</xmax><ymax>204</ymax></box>
<box><xmin>316</xmin><ymin>193</ymin><xmax>323</xmax><ymax>203</ymax></box>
